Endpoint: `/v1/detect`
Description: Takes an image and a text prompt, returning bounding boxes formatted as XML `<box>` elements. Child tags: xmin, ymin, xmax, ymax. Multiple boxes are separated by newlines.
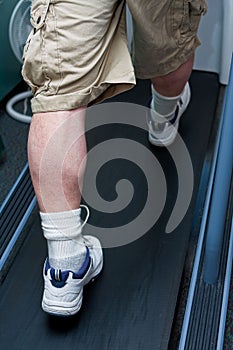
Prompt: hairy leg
<box><xmin>28</xmin><ymin>107</ymin><xmax>87</xmax><ymax>213</ymax></box>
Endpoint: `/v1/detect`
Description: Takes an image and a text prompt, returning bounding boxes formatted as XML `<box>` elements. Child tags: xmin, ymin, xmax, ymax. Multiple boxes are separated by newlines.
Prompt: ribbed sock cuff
<box><xmin>40</xmin><ymin>208</ymin><xmax>82</xmax><ymax>241</ymax></box>
<box><xmin>40</xmin><ymin>208</ymin><xmax>87</xmax><ymax>270</ymax></box>
<box><xmin>151</xmin><ymin>84</ymin><xmax>182</xmax><ymax>117</ymax></box>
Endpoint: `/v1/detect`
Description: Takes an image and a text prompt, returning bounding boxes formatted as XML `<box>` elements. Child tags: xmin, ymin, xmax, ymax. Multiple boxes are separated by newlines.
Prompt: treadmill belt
<box><xmin>0</xmin><ymin>72</ymin><xmax>220</xmax><ymax>350</ymax></box>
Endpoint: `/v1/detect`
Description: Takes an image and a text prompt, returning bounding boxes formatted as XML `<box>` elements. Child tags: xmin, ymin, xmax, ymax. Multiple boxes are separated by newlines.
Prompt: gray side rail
<box><xmin>179</xmin><ymin>55</ymin><xmax>233</xmax><ymax>349</ymax></box>
<box><xmin>204</xmin><ymin>56</ymin><xmax>233</xmax><ymax>284</ymax></box>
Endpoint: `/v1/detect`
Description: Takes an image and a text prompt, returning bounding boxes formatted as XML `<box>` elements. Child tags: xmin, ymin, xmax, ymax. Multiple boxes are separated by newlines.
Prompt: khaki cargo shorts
<box><xmin>22</xmin><ymin>0</ymin><xmax>207</xmax><ymax>113</ymax></box>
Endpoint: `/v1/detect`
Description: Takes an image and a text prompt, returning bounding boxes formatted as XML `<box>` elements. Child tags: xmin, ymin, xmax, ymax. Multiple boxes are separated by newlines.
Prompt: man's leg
<box><xmin>28</xmin><ymin>108</ymin><xmax>86</xmax><ymax>213</ymax></box>
<box><xmin>128</xmin><ymin>0</ymin><xmax>207</xmax><ymax>145</ymax></box>
<box><xmin>148</xmin><ymin>54</ymin><xmax>194</xmax><ymax>146</ymax></box>
<box><xmin>28</xmin><ymin>107</ymin><xmax>104</xmax><ymax>316</ymax></box>
<box><xmin>147</xmin><ymin>55</ymin><xmax>194</xmax><ymax>146</ymax></box>
<box><xmin>149</xmin><ymin>55</ymin><xmax>194</xmax><ymax>146</ymax></box>
<box><xmin>28</xmin><ymin>107</ymin><xmax>89</xmax><ymax>271</ymax></box>
<box><xmin>22</xmin><ymin>0</ymin><xmax>134</xmax><ymax>316</ymax></box>
<box><xmin>151</xmin><ymin>54</ymin><xmax>194</xmax><ymax>98</ymax></box>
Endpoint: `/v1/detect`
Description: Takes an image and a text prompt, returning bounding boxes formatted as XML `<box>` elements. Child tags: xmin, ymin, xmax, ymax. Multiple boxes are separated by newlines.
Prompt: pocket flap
<box><xmin>30</xmin><ymin>0</ymin><xmax>50</xmax><ymax>30</ymax></box>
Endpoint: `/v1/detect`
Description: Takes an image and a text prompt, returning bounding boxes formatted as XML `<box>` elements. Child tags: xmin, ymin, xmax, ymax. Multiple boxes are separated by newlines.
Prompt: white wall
<box><xmin>194</xmin><ymin>0</ymin><xmax>233</xmax><ymax>84</ymax></box>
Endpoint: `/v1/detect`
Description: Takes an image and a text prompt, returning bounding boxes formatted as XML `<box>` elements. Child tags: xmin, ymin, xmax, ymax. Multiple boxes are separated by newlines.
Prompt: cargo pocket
<box><xmin>188</xmin><ymin>0</ymin><xmax>207</xmax><ymax>32</ymax></box>
<box><xmin>169</xmin><ymin>0</ymin><xmax>207</xmax><ymax>46</ymax></box>
<box><xmin>21</xmin><ymin>0</ymin><xmax>51</xmax><ymax>94</ymax></box>
<box><xmin>30</xmin><ymin>0</ymin><xmax>51</xmax><ymax>31</ymax></box>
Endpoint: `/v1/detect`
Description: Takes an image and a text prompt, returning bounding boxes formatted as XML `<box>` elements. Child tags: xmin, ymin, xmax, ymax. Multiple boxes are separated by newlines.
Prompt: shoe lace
<box><xmin>80</xmin><ymin>204</ymin><xmax>90</xmax><ymax>228</ymax></box>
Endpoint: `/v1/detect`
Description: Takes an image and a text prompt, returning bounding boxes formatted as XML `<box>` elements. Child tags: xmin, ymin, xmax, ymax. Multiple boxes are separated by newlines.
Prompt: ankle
<box><xmin>40</xmin><ymin>207</ymin><xmax>88</xmax><ymax>271</ymax></box>
<box><xmin>151</xmin><ymin>84</ymin><xmax>182</xmax><ymax>117</ymax></box>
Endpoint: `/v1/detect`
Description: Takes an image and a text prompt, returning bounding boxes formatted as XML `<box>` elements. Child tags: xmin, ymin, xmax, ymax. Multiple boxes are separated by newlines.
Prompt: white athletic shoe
<box><xmin>42</xmin><ymin>235</ymin><xmax>103</xmax><ymax>316</ymax></box>
<box><xmin>147</xmin><ymin>82</ymin><xmax>191</xmax><ymax>147</ymax></box>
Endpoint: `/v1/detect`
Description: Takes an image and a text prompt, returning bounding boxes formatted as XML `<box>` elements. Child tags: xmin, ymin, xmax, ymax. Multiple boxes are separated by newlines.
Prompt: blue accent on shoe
<box><xmin>51</xmin><ymin>278</ymin><xmax>67</xmax><ymax>288</ymax></box>
<box><xmin>147</xmin><ymin>96</ymin><xmax>179</xmax><ymax>126</ymax></box>
<box><xmin>147</xmin><ymin>96</ymin><xmax>152</xmax><ymax>109</ymax></box>
<box><xmin>45</xmin><ymin>259</ymin><xmax>50</xmax><ymax>276</ymax></box>
<box><xmin>169</xmin><ymin>106</ymin><xmax>179</xmax><ymax>125</ymax></box>
<box><xmin>45</xmin><ymin>247</ymin><xmax>91</xmax><ymax>288</ymax></box>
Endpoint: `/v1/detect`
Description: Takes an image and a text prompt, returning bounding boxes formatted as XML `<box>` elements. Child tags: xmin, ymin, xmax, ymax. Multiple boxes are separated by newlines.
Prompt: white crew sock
<box><xmin>151</xmin><ymin>84</ymin><xmax>182</xmax><ymax>118</ymax></box>
<box><xmin>40</xmin><ymin>208</ymin><xmax>87</xmax><ymax>272</ymax></box>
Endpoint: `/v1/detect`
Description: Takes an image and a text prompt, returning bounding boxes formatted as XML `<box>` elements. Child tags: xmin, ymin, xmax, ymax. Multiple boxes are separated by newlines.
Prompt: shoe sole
<box><xmin>41</xmin><ymin>270</ymin><xmax>102</xmax><ymax>317</ymax></box>
<box><xmin>41</xmin><ymin>267</ymin><xmax>103</xmax><ymax>317</ymax></box>
<box><xmin>148</xmin><ymin>120</ymin><xmax>180</xmax><ymax>147</ymax></box>
<box><xmin>42</xmin><ymin>236</ymin><xmax>103</xmax><ymax>317</ymax></box>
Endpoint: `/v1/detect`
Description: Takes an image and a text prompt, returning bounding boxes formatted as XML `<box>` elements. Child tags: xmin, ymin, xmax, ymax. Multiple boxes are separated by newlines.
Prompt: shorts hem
<box><xmin>134</xmin><ymin>39</ymin><xmax>200</xmax><ymax>79</ymax></box>
<box><xmin>31</xmin><ymin>72</ymin><xmax>136</xmax><ymax>113</ymax></box>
